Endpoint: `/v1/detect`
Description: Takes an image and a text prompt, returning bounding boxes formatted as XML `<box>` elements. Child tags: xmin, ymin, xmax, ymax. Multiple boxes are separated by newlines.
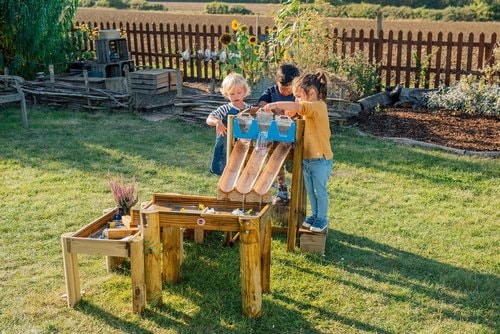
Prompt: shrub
<box><xmin>229</xmin><ymin>5</ymin><xmax>253</xmax><ymax>15</ymax></box>
<box><xmin>96</xmin><ymin>0</ymin><xmax>129</xmax><ymax>9</ymax></box>
<box><xmin>129</xmin><ymin>0</ymin><xmax>165</xmax><ymax>11</ymax></box>
<box><xmin>425</xmin><ymin>77</ymin><xmax>500</xmax><ymax>115</ymax></box>
<box><xmin>78</xmin><ymin>0</ymin><xmax>96</xmax><ymax>7</ymax></box>
<box><xmin>205</xmin><ymin>2</ymin><xmax>229</xmax><ymax>14</ymax></box>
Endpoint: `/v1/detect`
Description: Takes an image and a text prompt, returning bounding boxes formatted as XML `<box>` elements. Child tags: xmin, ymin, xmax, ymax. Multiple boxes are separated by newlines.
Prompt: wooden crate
<box><xmin>95</xmin><ymin>38</ymin><xmax>129</xmax><ymax>64</ymax></box>
<box><xmin>299</xmin><ymin>228</ymin><xmax>327</xmax><ymax>254</ymax></box>
<box><xmin>130</xmin><ymin>69</ymin><xmax>179</xmax><ymax>95</ymax></box>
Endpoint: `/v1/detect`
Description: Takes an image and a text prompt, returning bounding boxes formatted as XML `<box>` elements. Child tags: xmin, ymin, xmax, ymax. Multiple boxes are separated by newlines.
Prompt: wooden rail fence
<box><xmin>76</xmin><ymin>21</ymin><xmax>498</xmax><ymax>89</ymax></box>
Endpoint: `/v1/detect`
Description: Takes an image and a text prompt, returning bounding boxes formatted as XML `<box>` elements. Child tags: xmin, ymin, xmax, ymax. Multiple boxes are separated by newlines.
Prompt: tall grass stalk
<box><xmin>0</xmin><ymin>107</ymin><xmax>498</xmax><ymax>333</ymax></box>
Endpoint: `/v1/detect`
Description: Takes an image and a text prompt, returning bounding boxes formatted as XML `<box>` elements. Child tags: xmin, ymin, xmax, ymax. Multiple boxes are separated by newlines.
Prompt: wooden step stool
<box><xmin>299</xmin><ymin>227</ymin><xmax>327</xmax><ymax>255</ymax></box>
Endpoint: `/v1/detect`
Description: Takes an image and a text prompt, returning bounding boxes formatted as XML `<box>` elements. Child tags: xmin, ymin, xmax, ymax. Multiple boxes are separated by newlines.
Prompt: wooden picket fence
<box><xmin>76</xmin><ymin>21</ymin><xmax>498</xmax><ymax>89</ymax></box>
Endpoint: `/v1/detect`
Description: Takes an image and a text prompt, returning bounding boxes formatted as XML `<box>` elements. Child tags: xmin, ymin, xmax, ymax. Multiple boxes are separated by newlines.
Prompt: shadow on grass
<box><xmin>292</xmin><ymin>230</ymin><xmax>499</xmax><ymax>331</ymax></box>
<box><xmin>77</xmin><ymin>300</ymin><xmax>158</xmax><ymax>333</ymax></box>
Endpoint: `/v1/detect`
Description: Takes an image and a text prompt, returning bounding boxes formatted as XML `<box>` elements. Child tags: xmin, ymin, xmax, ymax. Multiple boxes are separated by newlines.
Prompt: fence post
<box><xmin>377</xmin><ymin>11</ymin><xmax>383</xmax><ymax>34</ymax></box>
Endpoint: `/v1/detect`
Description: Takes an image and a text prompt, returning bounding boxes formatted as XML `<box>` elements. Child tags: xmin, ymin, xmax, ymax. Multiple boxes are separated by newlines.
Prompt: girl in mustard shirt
<box><xmin>263</xmin><ymin>71</ymin><xmax>333</xmax><ymax>233</ymax></box>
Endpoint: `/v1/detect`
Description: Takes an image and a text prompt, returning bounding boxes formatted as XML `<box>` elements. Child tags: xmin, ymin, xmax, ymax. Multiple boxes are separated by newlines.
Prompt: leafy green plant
<box><xmin>413</xmin><ymin>47</ymin><xmax>440</xmax><ymax>88</ymax></box>
<box><xmin>338</xmin><ymin>51</ymin><xmax>380</xmax><ymax>99</ymax></box>
<box><xmin>218</xmin><ymin>20</ymin><xmax>268</xmax><ymax>84</ymax></box>
<box><xmin>425</xmin><ymin>76</ymin><xmax>500</xmax><ymax>114</ymax></box>
<box><xmin>204</xmin><ymin>1</ymin><xmax>229</xmax><ymax>14</ymax></box>
<box><xmin>0</xmin><ymin>0</ymin><xmax>79</xmax><ymax>78</ymax></box>
<box><xmin>266</xmin><ymin>0</ymin><xmax>335</xmax><ymax>72</ymax></box>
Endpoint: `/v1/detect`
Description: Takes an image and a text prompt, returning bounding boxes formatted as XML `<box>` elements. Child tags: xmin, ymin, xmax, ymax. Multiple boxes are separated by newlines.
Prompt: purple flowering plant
<box><xmin>109</xmin><ymin>174</ymin><xmax>138</xmax><ymax>213</ymax></box>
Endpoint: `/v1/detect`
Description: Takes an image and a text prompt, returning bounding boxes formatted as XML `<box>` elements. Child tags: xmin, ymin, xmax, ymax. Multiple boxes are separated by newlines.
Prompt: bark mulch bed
<box><xmin>349</xmin><ymin>109</ymin><xmax>500</xmax><ymax>152</ymax></box>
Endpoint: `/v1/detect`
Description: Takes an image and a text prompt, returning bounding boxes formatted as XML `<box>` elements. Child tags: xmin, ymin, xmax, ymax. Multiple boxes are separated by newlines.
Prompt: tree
<box><xmin>0</xmin><ymin>0</ymin><xmax>78</xmax><ymax>78</ymax></box>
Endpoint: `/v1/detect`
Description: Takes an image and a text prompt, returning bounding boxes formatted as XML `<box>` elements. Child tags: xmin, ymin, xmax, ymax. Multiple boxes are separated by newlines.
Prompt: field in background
<box><xmin>75</xmin><ymin>7</ymin><xmax>500</xmax><ymax>39</ymax></box>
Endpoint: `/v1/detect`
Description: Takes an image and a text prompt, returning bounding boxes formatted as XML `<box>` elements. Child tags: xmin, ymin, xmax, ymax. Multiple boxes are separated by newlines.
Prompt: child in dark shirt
<box><xmin>257</xmin><ymin>64</ymin><xmax>300</xmax><ymax>203</ymax></box>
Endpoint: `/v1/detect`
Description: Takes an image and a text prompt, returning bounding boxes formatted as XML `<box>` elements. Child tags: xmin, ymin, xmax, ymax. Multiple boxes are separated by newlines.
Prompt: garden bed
<box><xmin>350</xmin><ymin>108</ymin><xmax>499</xmax><ymax>152</ymax></box>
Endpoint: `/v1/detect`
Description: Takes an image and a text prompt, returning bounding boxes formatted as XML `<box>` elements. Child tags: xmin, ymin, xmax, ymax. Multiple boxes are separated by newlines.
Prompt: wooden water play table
<box><xmin>137</xmin><ymin>193</ymin><xmax>272</xmax><ymax>318</ymax></box>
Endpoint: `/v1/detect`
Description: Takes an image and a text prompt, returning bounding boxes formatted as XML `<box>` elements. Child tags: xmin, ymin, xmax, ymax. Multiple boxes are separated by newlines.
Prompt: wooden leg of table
<box><xmin>130</xmin><ymin>235</ymin><xmax>146</xmax><ymax>314</ymax></box>
<box><xmin>194</xmin><ymin>229</ymin><xmax>204</xmax><ymax>244</ymax></box>
<box><xmin>106</xmin><ymin>256</ymin><xmax>124</xmax><ymax>273</ymax></box>
<box><xmin>61</xmin><ymin>233</ymin><xmax>81</xmax><ymax>307</ymax></box>
<box><xmin>239</xmin><ymin>218</ymin><xmax>262</xmax><ymax>318</ymax></box>
<box><xmin>162</xmin><ymin>226</ymin><xmax>181</xmax><ymax>282</ymax></box>
<box><xmin>142</xmin><ymin>211</ymin><xmax>162</xmax><ymax>306</ymax></box>
<box><xmin>260</xmin><ymin>218</ymin><xmax>272</xmax><ymax>293</ymax></box>
<box><xmin>224</xmin><ymin>232</ymin><xmax>232</xmax><ymax>246</ymax></box>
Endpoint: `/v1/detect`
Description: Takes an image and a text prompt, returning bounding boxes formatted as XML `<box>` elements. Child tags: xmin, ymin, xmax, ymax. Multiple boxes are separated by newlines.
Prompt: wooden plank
<box><xmin>445</xmin><ymin>32</ymin><xmax>453</xmax><ymax>86</ymax></box>
<box><xmin>395</xmin><ymin>31</ymin><xmax>403</xmax><ymax>85</ymax></box>
<box><xmin>456</xmin><ymin>33</ymin><xmax>464</xmax><ymax>81</ymax></box>
<box><xmin>68</xmin><ymin>237</ymin><xmax>129</xmax><ymax>257</ymax></box>
<box><xmin>107</xmin><ymin>228</ymin><xmax>140</xmax><ymax>239</ymax></box>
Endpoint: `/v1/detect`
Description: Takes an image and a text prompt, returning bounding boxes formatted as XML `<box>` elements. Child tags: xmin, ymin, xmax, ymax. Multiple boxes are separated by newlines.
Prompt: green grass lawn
<box><xmin>0</xmin><ymin>106</ymin><xmax>498</xmax><ymax>333</ymax></box>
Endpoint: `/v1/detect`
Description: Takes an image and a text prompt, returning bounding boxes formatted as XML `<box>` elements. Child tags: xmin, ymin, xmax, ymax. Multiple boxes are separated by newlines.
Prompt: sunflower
<box><xmin>219</xmin><ymin>33</ymin><xmax>232</xmax><ymax>46</ymax></box>
<box><xmin>248</xmin><ymin>35</ymin><xmax>257</xmax><ymax>45</ymax></box>
<box><xmin>231</xmin><ymin>20</ymin><xmax>239</xmax><ymax>31</ymax></box>
<box><xmin>240</xmin><ymin>25</ymin><xmax>248</xmax><ymax>33</ymax></box>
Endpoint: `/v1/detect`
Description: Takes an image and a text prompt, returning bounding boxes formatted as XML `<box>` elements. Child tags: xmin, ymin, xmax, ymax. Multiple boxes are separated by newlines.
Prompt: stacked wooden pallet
<box><xmin>130</xmin><ymin>69</ymin><xmax>179</xmax><ymax>95</ymax></box>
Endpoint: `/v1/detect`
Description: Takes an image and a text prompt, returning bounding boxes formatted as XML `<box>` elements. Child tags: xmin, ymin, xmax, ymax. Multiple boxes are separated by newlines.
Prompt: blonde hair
<box><xmin>220</xmin><ymin>73</ymin><xmax>251</xmax><ymax>98</ymax></box>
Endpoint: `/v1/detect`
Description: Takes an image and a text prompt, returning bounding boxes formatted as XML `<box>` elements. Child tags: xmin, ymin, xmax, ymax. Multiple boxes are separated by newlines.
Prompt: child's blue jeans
<box><xmin>302</xmin><ymin>157</ymin><xmax>333</xmax><ymax>224</ymax></box>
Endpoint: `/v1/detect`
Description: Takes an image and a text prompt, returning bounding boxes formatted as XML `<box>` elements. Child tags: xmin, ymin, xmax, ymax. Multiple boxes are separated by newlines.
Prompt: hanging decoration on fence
<box><xmin>179</xmin><ymin>49</ymin><xmax>226</xmax><ymax>63</ymax></box>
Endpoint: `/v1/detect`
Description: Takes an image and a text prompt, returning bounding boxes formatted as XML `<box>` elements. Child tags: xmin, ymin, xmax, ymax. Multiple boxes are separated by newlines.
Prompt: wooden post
<box><xmin>377</xmin><ymin>11</ymin><xmax>383</xmax><ymax>34</ymax></box>
<box><xmin>49</xmin><ymin>64</ymin><xmax>55</xmax><ymax>83</ymax></box>
<box><xmin>287</xmin><ymin>119</ymin><xmax>305</xmax><ymax>252</ymax></box>
<box><xmin>61</xmin><ymin>233</ymin><xmax>81</xmax><ymax>307</ymax></box>
<box><xmin>13</xmin><ymin>80</ymin><xmax>28</xmax><ymax>128</ymax></box>
<box><xmin>142</xmin><ymin>210</ymin><xmax>162</xmax><ymax>306</ymax></box>
<box><xmin>260</xmin><ymin>215</ymin><xmax>271</xmax><ymax>293</ymax></box>
<box><xmin>105</xmin><ymin>256</ymin><xmax>124</xmax><ymax>272</ymax></box>
<box><xmin>83</xmin><ymin>70</ymin><xmax>89</xmax><ymax>92</ymax></box>
<box><xmin>227</xmin><ymin>115</ymin><xmax>235</xmax><ymax>166</ymax></box>
<box><xmin>239</xmin><ymin>217</ymin><xmax>262</xmax><ymax>318</ymax></box>
<box><xmin>162</xmin><ymin>226</ymin><xmax>182</xmax><ymax>282</ymax></box>
<box><xmin>209</xmin><ymin>78</ymin><xmax>215</xmax><ymax>94</ymax></box>
<box><xmin>194</xmin><ymin>229</ymin><xmax>204</xmax><ymax>244</ymax></box>
<box><xmin>176</xmin><ymin>69</ymin><xmax>182</xmax><ymax>97</ymax></box>
<box><xmin>130</xmin><ymin>235</ymin><xmax>146</xmax><ymax>313</ymax></box>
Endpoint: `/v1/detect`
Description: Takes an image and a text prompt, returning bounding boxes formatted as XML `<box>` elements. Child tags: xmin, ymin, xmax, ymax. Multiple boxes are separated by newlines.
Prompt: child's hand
<box><xmin>216</xmin><ymin>120</ymin><xmax>227</xmax><ymax>136</ymax></box>
<box><xmin>262</xmin><ymin>104</ymin><xmax>274</xmax><ymax>113</ymax></box>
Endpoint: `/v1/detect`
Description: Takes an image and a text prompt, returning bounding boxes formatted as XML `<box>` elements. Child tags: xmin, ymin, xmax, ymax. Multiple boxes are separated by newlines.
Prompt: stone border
<box><xmin>383</xmin><ymin>137</ymin><xmax>500</xmax><ymax>158</ymax></box>
<box><xmin>354</xmin><ymin>129</ymin><xmax>499</xmax><ymax>158</ymax></box>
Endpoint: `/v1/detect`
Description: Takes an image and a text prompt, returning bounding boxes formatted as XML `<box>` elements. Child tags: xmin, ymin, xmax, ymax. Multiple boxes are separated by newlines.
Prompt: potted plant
<box><xmin>109</xmin><ymin>174</ymin><xmax>138</xmax><ymax>216</ymax></box>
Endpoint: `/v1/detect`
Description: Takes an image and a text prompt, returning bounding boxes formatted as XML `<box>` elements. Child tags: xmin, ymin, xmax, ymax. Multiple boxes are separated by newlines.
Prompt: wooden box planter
<box><xmin>61</xmin><ymin>208</ymin><xmax>145</xmax><ymax>314</ymax></box>
<box><xmin>137</xmin><ymin>193</ymin><xmax>272</xmax><ymax>318</ymax></box>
